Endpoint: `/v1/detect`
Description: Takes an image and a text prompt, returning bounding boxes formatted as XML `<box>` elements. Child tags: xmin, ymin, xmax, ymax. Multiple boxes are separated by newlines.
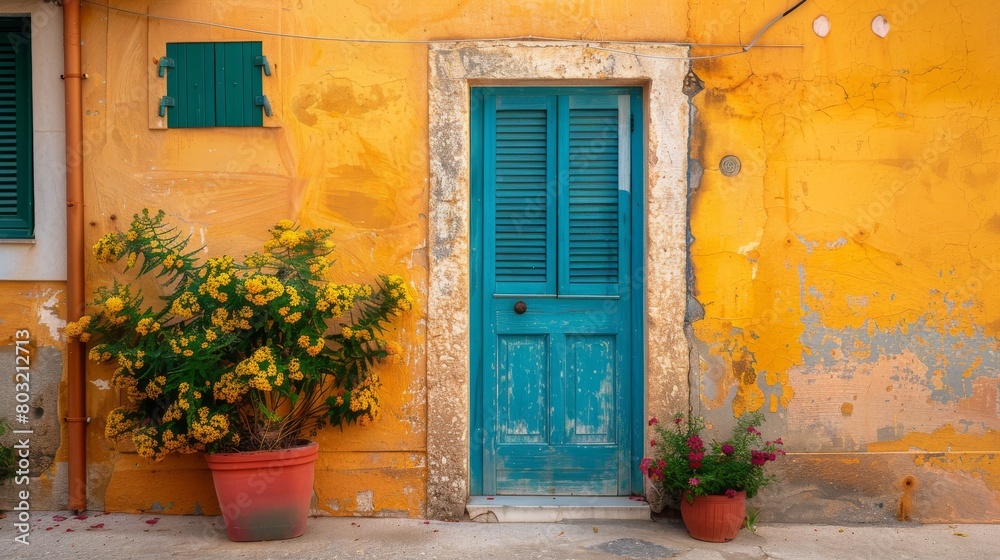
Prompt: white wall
<box><xmin>0</xmin><ymin>0</ymin><xmax>65</xmax><ymax>281</ymax></box>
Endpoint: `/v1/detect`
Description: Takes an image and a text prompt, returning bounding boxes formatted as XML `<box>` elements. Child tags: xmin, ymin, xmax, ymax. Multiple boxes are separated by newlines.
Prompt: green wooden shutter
<box><xmin>165</xmin><ymin>42</ymin><xmax>263</xmax><ymax>128</ymax></box>
<box><xmin>486</xmin><ymin>95</ymin><xmax>557</xmax><ymax>294</ymax></box>
<box><xmin>215</xmin><ymin>42</ymin><xmax>263</xmax><ymax>127</ymax></box>
<box><xmin>166</xmin><ymin>43</ymin><xmax>215</xmax><ymax>128</ymax></box>
<box><xmin>0</xmin><ymin>19</ymin><xmax>33</xmax><ymax>239</ymax></box>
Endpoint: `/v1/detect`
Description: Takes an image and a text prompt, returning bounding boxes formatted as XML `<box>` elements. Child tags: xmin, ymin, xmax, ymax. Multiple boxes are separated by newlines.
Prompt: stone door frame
<box><xmin>426</xmin><ymin>42</ymin><xmax>691</xmax><ymax>519</ymax></box>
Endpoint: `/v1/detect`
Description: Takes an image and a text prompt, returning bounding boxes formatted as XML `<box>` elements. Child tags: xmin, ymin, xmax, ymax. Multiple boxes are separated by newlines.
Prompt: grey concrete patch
<box><xmin>593</xmin><ymin>537</ymin><xmax>680</xmax><ymax>558</ymax></box>
<box><xmin>0</xmin><ymin>346</ymin><xmax>62</xmax><ymax>478</ymax></box>
<box><xmin>0</xmin><ymin>346</ymin><xmax>65</xmax><ymax>511</ymax></box>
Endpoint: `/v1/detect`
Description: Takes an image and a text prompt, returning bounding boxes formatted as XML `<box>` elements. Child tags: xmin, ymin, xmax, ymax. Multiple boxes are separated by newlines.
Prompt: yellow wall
<box><xmin>54</xmin><ymin>0</ymin><xmax>1000</xmax><ymax>521</ymax></box>
<box><xmin>687</xmin><ymin>0</ymin><xmax>1000</xmax><ymax>521</ymax></box>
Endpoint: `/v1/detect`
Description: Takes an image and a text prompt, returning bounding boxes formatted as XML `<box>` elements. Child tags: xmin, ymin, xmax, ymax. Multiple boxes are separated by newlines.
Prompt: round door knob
<box><xmin>513</xmin><ymin>301</ymin><xmax>527</xmax><ymax>314</ymax></box>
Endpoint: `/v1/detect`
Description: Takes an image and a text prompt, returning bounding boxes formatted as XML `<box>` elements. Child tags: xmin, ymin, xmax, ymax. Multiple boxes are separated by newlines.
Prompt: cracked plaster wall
<box><xmin>4</xmin><ymin>0</ymin><xmax>993</xmax><ymax>523</ymax></box>
<box><xmin>80</xmin><ymin>0</ymin><xmax>429</xmax><ymax>518</ymax></box>
<box><xmin>73</xmin><ymin>0</ymin><xmax>693</xmax><ymax>520</ymax></box>
<box><xmin>686</xmin><ymin>0</ymin><xmax>1000</xmax><ymax>522</ymax></box>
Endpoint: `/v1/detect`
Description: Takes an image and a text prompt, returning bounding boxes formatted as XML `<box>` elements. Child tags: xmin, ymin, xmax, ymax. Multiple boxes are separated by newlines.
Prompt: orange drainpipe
<box><xmin>64</xmin><ymin>0</ymin><xmax>87</xmax><ymax>513</ymax></box>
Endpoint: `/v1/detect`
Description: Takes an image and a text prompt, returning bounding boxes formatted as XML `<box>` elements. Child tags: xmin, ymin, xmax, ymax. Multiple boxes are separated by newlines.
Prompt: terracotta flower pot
<box><xmin>679</xmin><ymin>491</ymin><xmax>746</xmax><ymax>542</ymax></box>
<box><xmin>205</xmin><ymin>441</ymin><xmax>319</xmax><ymax>542</ymax></box>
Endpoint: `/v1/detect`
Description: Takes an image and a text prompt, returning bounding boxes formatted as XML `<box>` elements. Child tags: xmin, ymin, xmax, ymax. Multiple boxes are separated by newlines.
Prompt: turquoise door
<box><xmin>471</xmin><ymin>87</ymin><xmax>644</xmax><ymax>495</ymax></box>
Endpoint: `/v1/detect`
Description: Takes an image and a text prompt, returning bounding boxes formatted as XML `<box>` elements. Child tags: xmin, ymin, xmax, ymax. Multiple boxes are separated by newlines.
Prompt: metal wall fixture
<box><xmin>720</xmin><ymin>155</ymin><xmax>741</xmax><ymax>177</ymax></box>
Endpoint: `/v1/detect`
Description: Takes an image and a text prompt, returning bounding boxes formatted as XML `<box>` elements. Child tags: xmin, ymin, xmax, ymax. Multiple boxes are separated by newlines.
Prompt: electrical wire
<box><xmin>590</xmin><ymin>0</ymin><xmax>810</xmax><ymax>60</ymax></box>
<box><xmin>81</xmin><ymin>0</ymin><xmax>807</xmax><ymax>62</ymax></box>
<box><xmin>744</xmin><ymin>0</ymin><xmax>808</xmax><ymax>51</ymax></box>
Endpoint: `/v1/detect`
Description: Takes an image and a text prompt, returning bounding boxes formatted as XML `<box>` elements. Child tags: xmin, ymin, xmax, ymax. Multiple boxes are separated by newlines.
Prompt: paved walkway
<box><xmin>3</xmin><ymin>512</ymin><xmax>998</xmax><ymax>559</ymax></box>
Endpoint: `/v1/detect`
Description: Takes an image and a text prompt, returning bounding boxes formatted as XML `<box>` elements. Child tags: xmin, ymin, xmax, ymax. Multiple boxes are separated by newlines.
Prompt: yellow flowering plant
<box><xmin>66</xmin><ymin>209</ymin><xmax>413</xmax><ymax>459</ymax></box>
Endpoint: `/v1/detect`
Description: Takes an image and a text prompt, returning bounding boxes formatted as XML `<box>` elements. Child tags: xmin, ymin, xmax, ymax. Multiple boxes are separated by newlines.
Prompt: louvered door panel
<box><xmin>559</xmin><ymin>95</ymin><xmax>628</xmax><ymax>295</ymax></box>
<box><xmin>487</xmin><ymin>96</ymin><xmax>556</xmax><ymax>294</ymax></box>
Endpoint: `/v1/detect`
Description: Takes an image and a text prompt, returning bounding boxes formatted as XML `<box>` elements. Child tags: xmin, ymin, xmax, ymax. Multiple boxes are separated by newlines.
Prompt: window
<box><xmin>160</xmin><ymin>42</ymin><xmax>271</xmax><ymax>128</ymax></box>
<box><xmin>0</xmin><ymin>17</ymin><xmax>32</xmax><ymax>239</ymax></box>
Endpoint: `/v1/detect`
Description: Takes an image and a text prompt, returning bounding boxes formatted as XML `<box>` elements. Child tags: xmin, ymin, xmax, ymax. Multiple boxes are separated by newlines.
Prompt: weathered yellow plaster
<box><xmin>689</xmin><ymin>0</ymin><xmax>999</xmax><ymax>412</ymax></box>
<box><xmin>83</xmin><ymin>0</ymin><xmax>427</xmax><ymax>517</ymax></box>
<box><xmin>48</xmin><ymin>0</ymin><xmax>999</xmax><ymax>522</ymax></box>
<box><xmin>869</xmin><ymin>426</ymin><xmax>1000</xmax><ymax>493</ymax></box>
<box><xmin>686</xmin><ymin>0</ymin><xmax>1000</xmax><ymax>521</ymax></box>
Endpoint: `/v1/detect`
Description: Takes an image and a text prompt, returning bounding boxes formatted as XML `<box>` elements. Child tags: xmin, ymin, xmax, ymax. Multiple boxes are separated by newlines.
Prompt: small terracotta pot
<box><xmin>679</xmin><ymin>491</ymin><xmax>746</xmax><ymax>542</ymax></box>
<box><xmin>205</xmin><ymin>441</ymin><xmax>319</xmax><ymax>542</ymax></box>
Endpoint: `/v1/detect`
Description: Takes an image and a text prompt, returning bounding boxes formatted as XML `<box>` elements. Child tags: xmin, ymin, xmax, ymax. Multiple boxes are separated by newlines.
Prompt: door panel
<box><xmin>473</xmin><ymin>87</ymin><xmax>641</xmax><ymax>496</ymax></box>
<box><xmin>497</xmin><ymin>335</ymin><xmax>549</xmax><ymax>444</ymax></box>
<box><xmin>566</xmin><ymin>334</ymin><xmax>616</xmax><ymax>444</ymax></box>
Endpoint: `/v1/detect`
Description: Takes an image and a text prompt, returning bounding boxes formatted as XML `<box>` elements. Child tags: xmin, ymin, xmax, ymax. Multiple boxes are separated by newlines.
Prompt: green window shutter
<box><xmin>166</xmin><ymin>43</ymin><xmax>215</xmax><ymax>128</ymax></box>
<box><xmin>165</xmin><ymin>42</ymin><xmax>263</xmax><ymax>128</ymax></box>
<box><xmin>0</xmin><ymin>18</ymin><xmax>33</xmax><ymax>239</ymax></box>
<box><xmin>486</xmin><ymin>95</ymin><xmax>557</xmax><ymax>295</ymax></box>
<box><xmin>216</xmin><ymin>42</ymin><xmax>263</xmax><ymax>127</ymax></box>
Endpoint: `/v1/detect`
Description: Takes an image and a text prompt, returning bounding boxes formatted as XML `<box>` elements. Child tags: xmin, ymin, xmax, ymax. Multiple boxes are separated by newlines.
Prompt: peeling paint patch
<box><xmin>90</xmin><ymin>379</ymin><xmax>110</xmax><ymax>391</ymax></box>
<box><xmin>799</xmin><ymin>311</ymin><xmax>1000</xmax><ymax>404</ymax></box>
<box><xmin>796</xmin><ymin>235</ymin><xmax>819</xmax><ymax>253</ymax></box>
<box><xmin>356</xmin><ymin>490</ymin><xmax>375</xmax><ymax>513</ymax></box>
<box><xmin>785</xmin><ymin>356</ymin><xmax>999</xmax><ymax>451</ymax></box>
<box><xmin>40</xmin><ymin>290</ymin><xmax>65</xmax><ymax>341</ymax></box>
<box><xmin>825</xmin><ymin>237</ymin><xmax>847</xmax><ymax>250</ymax></box>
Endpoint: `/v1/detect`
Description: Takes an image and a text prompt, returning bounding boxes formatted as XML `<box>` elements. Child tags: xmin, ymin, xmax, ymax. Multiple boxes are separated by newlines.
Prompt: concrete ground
<box><xmin>2</xmin><ymin>512</ymin><xmax>998</xmax><ymax>559</ymax></box>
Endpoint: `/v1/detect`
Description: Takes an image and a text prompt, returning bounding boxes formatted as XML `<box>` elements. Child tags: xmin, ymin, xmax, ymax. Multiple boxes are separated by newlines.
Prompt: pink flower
<box><xmin>725</xmin><ymin>489</ymin><xmax>738</xmax><ymax>498</ymax></box>
<box><xmin>768</xmin><ymin>452</ymin><xmax>777</xmax><ymax>461</ymax></box>
<box><xmin>639</xmin><ymin>457</ymin><xmax>652</xmax><ymax>475</ymax></box>
<box><xmin>689</xmin><ymin>461</ymin><xmax>702</xmax><ymax>469</ymax></box>
<box><xmin>721</xmin><ymin>444</ymin><xmax>735</xmax><ymax>455</ymax></box>
<box><xmin>674</xmin><ymin>415</ymin><xmax>683</xmax><ymax>424</ymax></box>
<box><xmin>751</xmin><ymin>450</ymin><xmax>767</xmax><ymax>466</ymax></box>
<box><xmin>648</xmin><ymin>417</ymin><xmax>659</xmax><ymax>426</ymax></box>
<box><xmin>655</xmin><ymin>459</ymin><xmax>667</xmax><ymax>469</ymax></box>
<box><xmin>688</xmin><ymin>478</ymin><xmax>700</xmax><ymax>487</ymax></box>
<box><xmin>747</xmin><ymin>426</ymin><xmax>761</xmax><ymax>436</ymax></box>
<box><xmin>650</xmin><ymin>439</ymin><xmax>657</xmax><ymax>447</ymax></box>
<box><xmin>686</xmin><ymin>435</ymin><xmax>704</xmax><ymax>451</ymax></box>
<box><xmin>688</xmin><ymin>451</ymin><xmax>704</xmax><ymax>462</ymax></box>
<box><xmin>774</xmin><ymin>437</ymin><xmax>783</xmax><ymax>445</ymax></box>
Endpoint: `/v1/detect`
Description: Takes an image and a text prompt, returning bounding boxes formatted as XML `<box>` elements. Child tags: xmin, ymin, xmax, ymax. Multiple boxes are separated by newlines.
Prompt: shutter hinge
<box><xmin>157</xmin><ymin>57</ymin><xmax>175</xmax><ymax>78</ymax></box>
<box><xmin>255</xmin><ymin>95</ymin><xmax>273</xmax><ymax>117</ymax></box>
<box><xmin>254</xmin><ymin>55</ymin><xmax>272</xmax><ymax>76</ymax></box>
<box><xmin>158</xmin><ymin>96</ymin><xmax>175</xmax><ymax>117</ymax></box>
<box><xmin>630</xmin><ymin>113</ymin><xmax>634</xmax><ymax>133</ymax></box>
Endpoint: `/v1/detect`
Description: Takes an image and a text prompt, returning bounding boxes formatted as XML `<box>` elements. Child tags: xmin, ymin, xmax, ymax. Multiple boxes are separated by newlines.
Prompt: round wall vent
<box><xmin>720</xmin><ymin>155</ymin><xmax>741</xmax><ymax>177</ymax></box>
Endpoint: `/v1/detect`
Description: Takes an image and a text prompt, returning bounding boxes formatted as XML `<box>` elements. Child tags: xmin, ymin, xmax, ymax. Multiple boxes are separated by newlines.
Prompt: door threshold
<box><xmin>466</xmin><ymin>496</ymin><xmax>651</xmax><ymax>523</ymax></box>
